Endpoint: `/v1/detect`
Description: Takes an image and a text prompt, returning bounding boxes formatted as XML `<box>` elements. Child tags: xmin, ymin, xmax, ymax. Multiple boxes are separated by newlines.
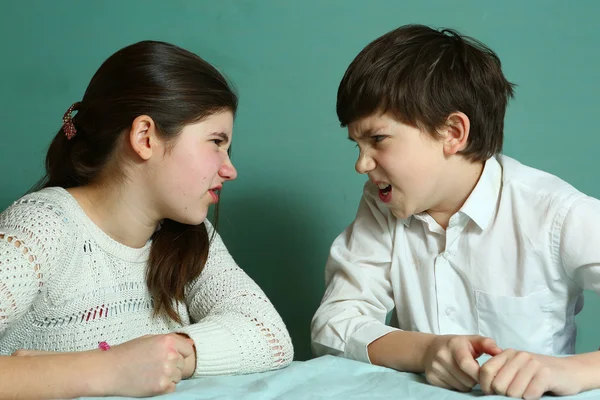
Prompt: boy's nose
<box><xmin>355</xmin><ymin>153</ymin><xmax>376</xmax><ymax>174</ymax></box>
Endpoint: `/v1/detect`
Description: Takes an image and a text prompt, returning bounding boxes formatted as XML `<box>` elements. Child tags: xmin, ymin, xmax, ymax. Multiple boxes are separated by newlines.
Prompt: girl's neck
<box><xmin>67</xmin><ymin>183</ymin><xmax>159</xmax><ymax>249</ymax></box>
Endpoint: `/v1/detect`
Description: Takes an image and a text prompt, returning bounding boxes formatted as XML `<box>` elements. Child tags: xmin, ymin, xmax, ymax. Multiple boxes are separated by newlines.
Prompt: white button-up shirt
<box><xmin>311</xmin><ymin>155</ymin><xmax>600</xmax><ymax>364</ymax></box>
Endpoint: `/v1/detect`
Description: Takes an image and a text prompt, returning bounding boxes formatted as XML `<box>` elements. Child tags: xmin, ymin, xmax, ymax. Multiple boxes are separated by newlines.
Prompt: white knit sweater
<box><xmin>0</xmin><ymin>187</ymin><xmax>293</xmax><ymax>376</ymax></box>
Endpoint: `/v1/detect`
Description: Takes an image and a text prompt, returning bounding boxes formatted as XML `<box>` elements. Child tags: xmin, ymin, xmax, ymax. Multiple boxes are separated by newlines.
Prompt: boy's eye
<box><xmin>372</xmin><ymin>135</ymin><xmax>385</xmax><ymax>143</ymax></box>
<box><xmin>212</xmin><ymin>139</ymin><xmax>224</xmax><ymax>146</ymax></box>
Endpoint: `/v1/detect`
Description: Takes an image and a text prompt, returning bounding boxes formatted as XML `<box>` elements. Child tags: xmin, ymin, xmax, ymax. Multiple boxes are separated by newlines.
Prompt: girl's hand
<box><xmin>13</xmin><ymin>333</ymin><xmax>195</xmax><ymax>397</ymax></box>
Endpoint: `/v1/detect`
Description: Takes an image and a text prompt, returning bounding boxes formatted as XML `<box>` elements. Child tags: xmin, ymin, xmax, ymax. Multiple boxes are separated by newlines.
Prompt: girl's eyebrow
<box><xmin>210</xmin><ymin>132</ymin><xmax>230</xmax><ymax>144</ymax></box>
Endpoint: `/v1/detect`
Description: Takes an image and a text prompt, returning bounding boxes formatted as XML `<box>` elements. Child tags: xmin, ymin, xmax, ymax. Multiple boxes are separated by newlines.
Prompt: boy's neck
<box><xmin>427</xmin><ymin>158</ymin><xmax>485</xmax><ymax>230</ymax></box>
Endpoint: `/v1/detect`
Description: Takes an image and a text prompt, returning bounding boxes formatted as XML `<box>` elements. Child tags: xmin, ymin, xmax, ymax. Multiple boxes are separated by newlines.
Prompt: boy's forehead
<box><xmin>348</xmin><ymin>114</ymin><xmax>388</xmax><ymax>139</ymax></box>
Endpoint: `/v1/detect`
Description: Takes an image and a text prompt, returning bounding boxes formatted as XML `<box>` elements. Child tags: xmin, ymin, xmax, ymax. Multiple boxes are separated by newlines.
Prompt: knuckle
<box><xmin>173</xmin><ymin>371</ymin><xmax>183</xmax><ymax>384</ymax></box>
<box><xmin>479</xmin><ymin>362</ymin><xmax>491</xmax><ymax>374</ymax></box>
<box><xmin>162</xmin><ymin>334</ymin><xmax>176</xmax><ymax>345</ymax></box>
<box><xmin>156</xmin><ymin>335</ymin><xmax>178</xmax><ymax>353</ymax></box>
<box><xmin>424</xmin><ymin>371</ymin><xmax>435</xmax><ymax>384</ymax></box>
<box><xmin>157</xmin><ymin>377</ymin><xmax>173</xmax><ymax>393</ymax></box>
<box><xmin>430</xmin><ymin>360</ymin><xmax>443</xmax><ymax>374</ymax></box>
<box><xmin>479</xmin><ymin>364</ymin><xmax>494</xmax><ymax>379</ymax></box>
<box><xmin>447</xmin><ymin>336</ymin><xmax>460</xmax><ymax>347</ymax></box>
<box><xmin>163</xmin><ymin>362</ymin><xmax>174</xmax><ymax>376</ymax></box>
<box><xmin>529</xmin><ymin>358</ymin><xmax>542</xmax><ymax>370</ymax></box>
<box><xmin>166</xmin><ymin>349</ymin><xmax>179</xmax><ymax>361</ymax></box>
<box><xmin>433</xmin><ymin>352</ymin><xmax>444</xmax><ymax>364</ymax></box>
<box><xmin>505</xmin><ymin>348</ymin><xmax>516</xmax><ymax>355</ymax></box>
<box><xmin>515</xmin><ymin>351</ymin><xmax>532</xmax><ymax>362</ymax></box>
<box><xmin>458</xmin><ymin>385</ymin><xmax>470</xmax><ymax>393</ymax></box>
<box><xmin>491</xmin><ymin>381</ymin><xmax>507</xmax><ymax>395</ymax></box>
<box><xmin>537</xmin><ymin>365</ymin><xmax>551</xmax><ymax>379</ymax></box>
<box><xmin>524</xmin><ymin>385</ymin><xmax>544</xmax><ymax>400</ymax></box>
<box><xmin>457</xmin><ymin>359</ymin><xmax>471</xmax><ymax>371</ymax></box>
<box><xmin>425</xmin><ymin>373</ymin><xmax>439</xmax><ymax>386</ymax></box>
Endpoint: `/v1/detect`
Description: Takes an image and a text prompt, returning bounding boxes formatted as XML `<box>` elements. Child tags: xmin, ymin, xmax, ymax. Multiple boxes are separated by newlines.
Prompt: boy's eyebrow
<box><xmin>347</xmin><ymin>128</ymin><xmax>379</xmax><ymax>142</ymax></box>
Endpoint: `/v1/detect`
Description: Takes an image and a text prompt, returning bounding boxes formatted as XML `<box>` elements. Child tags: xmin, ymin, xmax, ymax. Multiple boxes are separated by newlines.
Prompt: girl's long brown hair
<box><xmin>33</xmin><ymin>40</ymin><xmax>237</xmax><ymax>322</ymax></box>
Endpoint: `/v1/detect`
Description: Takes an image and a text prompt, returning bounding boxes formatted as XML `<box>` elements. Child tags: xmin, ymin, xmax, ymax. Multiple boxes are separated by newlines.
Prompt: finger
<box><xmin>453</xmin><ymin>343</ymin><xmax>480</xmax><ymax>382</ymax></box>
<box><xmin>430</xmin><ymin>360</ymin><xmax>471</xmax><ymax>392</ymax></box>
<box><xmin>164</xmin><ymin>382</ymin><xmax>177</xmax><ymax>394</ymax></box>
<box><xmin>479</xmin><ymin>352</ymin><xmax>509</xmax><ymax>394</ymax></box>
<box><xmin>449</xmin><ymin>356</ymin><xmax>477</xmax><ymax>389</ymax></box>
<box><xmin>171</xmin><ymin>336</ymin><xmax>195</xmax><ymax>358</ymax></box>
<box><xmin>427</xmin><ymin>374</ymin><xmax>455</xmax><ymax>391</ymax></box>
<box><xmin>523</xmin><ymin>374</ymin><xmax>550</xmax><ymax>400</ymax></box>
<box><xmin>442</xmin><ymin>371</ymin><xmax>471</xmax><ymax>392</ymax></box>
<box><xmin>491</xmin><ymin>351</ymin><xmax>532</xmax><ymax>395</ymax></box>
<box><xmin>176</xmin><ymin>357</ymin><xmax>186</xmax><ymax>372</ymax></box>
<box><xmin>171</xmin><ymin>364</ymin><xmax>183</xmax><ymax>384</ymax></box>
<box><xmin>506</xmin><ymin>359</ymin><xmax>539</xmax><ymax>399</ymax></box>
<box><xmin>470</xmin><ymin>336</ymin><xmax>502</xmax><ymax>357</ymax></box>
<box><xmin>173</xmin><ymin>332</ymin><xmax>193</xmax><ymax>344</ymax></box>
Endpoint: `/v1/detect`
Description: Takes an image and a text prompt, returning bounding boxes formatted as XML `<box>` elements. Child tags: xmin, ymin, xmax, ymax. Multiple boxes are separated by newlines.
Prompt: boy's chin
<box><xmin>390</xmin><ymin>207</ymin><xmax>412</xmax><ymax>220</ymax></box>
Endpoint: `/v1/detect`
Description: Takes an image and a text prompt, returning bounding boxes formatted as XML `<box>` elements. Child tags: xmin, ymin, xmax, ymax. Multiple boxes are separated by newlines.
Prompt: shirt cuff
<box><xmin>345</xmin><ymin>322</ymin><xmax>399</xmax><ymax>364</ymax></box>
<box><xmin>175</xmin><ymin>320</ymin><xmax>240</xmax><ymax>377</ymax></box>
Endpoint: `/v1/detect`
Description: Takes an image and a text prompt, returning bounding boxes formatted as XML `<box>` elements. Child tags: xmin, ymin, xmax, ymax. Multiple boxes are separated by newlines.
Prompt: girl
<box><xmin>0</xmin><ymin>40</ymin><xmax>293</xmax><ymax>399</ymax></box>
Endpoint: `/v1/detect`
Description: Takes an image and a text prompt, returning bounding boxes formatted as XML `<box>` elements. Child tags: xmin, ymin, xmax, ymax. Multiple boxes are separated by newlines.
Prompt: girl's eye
<box><xmin>212</xmin><ymin>139</ymin><xmax>223</xmax><ymax>146</ymax></box>
<box><xmin>372</xmin><ymin>135</ymin><xmax>385</xmax><ymax>143</ymax></box>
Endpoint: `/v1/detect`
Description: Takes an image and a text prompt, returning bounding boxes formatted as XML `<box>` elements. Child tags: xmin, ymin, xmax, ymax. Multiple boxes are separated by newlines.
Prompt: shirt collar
<box><xmin>401</xmin><ymin>156</ymin><xmax>502</xmax><ymax>230</ymax></box>
<box><xmin>458</xmin><ymin>156</ymin><xmax>502</xmax><ymax>230</ymax></box>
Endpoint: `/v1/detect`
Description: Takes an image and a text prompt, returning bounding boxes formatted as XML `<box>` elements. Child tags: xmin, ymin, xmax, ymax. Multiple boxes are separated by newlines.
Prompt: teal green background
<box><xmin>1</xmin><ymin>1</ymin><xmax>599</xmax><ymax>361</ymax></box>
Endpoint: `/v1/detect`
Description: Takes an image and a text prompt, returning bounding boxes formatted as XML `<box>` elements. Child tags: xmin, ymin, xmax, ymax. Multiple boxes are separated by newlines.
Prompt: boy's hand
<box><xmin>479</xmin><ymin>350</ymin><xmax>582</xmax><ymax>399</ymax></box>
<box><xmin>423</xmin><ymin>334</ymin><xmax>502</xmax><ymax>392</ymax></box>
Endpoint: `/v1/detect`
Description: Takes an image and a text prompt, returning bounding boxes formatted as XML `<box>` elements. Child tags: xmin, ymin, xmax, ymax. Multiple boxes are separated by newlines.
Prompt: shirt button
<box><xmin>445</xmin><ymin>307</ymin><xmax>454</xmax><ymax>316</ymax></box>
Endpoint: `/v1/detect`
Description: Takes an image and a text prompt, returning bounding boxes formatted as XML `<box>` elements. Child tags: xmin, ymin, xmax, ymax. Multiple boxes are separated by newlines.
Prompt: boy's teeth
<box><xmin>378</xmin><ymin>183</ymin><xmax>390</xmax><ymax>189</ymax></box>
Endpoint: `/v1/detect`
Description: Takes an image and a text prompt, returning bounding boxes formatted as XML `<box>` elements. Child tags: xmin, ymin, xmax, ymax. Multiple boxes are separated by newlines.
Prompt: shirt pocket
<box><xmin>475</xmin><ymin>289</ymin><xmax>554</xmax><ymax>355</ymax></box>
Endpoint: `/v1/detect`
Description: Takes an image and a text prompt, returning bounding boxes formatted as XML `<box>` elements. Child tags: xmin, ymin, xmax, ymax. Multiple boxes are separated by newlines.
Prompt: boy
<box><xmin>311</xmin><ymin>24</ymin><xmax>600</xmax><ymax>399</ymax></box>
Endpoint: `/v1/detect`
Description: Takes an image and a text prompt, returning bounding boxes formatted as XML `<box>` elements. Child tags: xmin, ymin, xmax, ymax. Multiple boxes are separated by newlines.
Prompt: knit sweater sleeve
<box><xmin>0</xmin><ymin>197</ymin><xmax>70</xmax><ymax>338</ymax></box>
<box><xmin>176</xmin><ymin>221</ymin><xmax>293</xmax><ymax>376</ymax></box>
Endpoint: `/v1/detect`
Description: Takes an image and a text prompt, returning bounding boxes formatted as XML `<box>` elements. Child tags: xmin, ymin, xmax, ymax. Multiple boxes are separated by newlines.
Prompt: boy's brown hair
<box><xmin>336</xmin><ymin>24</ymin><xmax>515</xmax><ymax>161</ymax></box>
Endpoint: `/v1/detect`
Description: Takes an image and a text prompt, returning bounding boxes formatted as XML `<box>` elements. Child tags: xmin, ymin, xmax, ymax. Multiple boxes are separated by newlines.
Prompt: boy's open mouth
<box><xmin>378</xmin><ymin>184</ymin><xmax>392</xmax><ymax>202</ymax></box>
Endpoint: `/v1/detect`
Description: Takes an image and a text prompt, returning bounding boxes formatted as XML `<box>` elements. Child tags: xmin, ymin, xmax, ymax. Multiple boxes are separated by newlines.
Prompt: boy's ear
<box><xmin>441</xmin><ymin>112</ymin><xmax>470</xmax><ymax>156</ymax></box>
<box><xmin>129</xmin><ymin>115</ymin><xmax>158</xmax><ymax>161</ymax></box>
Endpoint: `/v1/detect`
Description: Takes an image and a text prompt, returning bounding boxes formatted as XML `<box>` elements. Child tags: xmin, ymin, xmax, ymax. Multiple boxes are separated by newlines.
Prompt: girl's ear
<box><xmin>129</xmin><ymin>115</ymin><xmax>159</xmax><ymax>160</ymax></box>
